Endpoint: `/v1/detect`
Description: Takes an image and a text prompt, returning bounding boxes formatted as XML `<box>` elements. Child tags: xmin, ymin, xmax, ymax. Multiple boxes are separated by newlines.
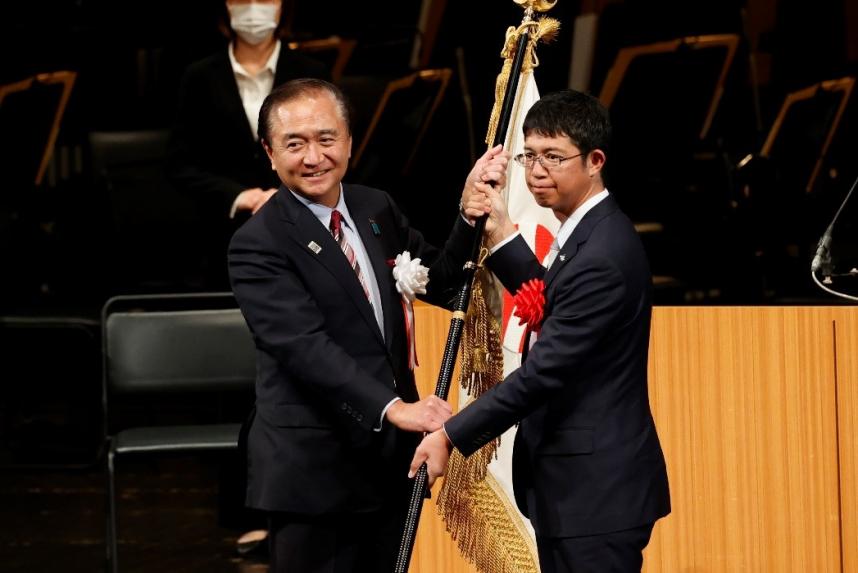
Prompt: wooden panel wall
<box><xmin>410</xmin><ymin>305</ymin><xmax>858</xmax><ymax>573</ymax></box>
<box><xmin>643</xmin><ymin>307</ymin><xmax>843</xmax><ymax>572</ymax></box>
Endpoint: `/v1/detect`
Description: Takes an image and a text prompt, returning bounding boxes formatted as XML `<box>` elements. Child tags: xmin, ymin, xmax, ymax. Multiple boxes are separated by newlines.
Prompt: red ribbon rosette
<box><xmin>512</xmin><ymin>278</ymin><xmax>546</xmax><ymax>333</ymax></box>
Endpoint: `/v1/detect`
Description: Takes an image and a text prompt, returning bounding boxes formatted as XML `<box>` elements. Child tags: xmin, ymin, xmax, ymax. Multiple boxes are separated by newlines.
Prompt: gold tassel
<box><xmin>485</xmin><ymin>26</ymin><xmax>516</xmax><ymax>147</ymax></box>
<box><xmin>459</xmin><ymin>258</ymin><xmax>504</xmax><ymax>401</ymax></box>
<box><xmin>485</xmin><ymin>18</ymin><xmax>560</xmax><ymax>147</ymax></box>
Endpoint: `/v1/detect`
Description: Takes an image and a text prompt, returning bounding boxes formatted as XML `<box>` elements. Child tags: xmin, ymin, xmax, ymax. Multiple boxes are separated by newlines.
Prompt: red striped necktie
<box><xmin>329</xmin><ymin>210</ymin><xmax>371</xmax><ymax>300</ymax></box>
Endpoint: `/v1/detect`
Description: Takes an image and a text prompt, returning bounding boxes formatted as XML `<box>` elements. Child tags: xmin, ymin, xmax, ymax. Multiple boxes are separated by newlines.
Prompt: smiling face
<box><xmin>523</xmin><ymin>132</ymin><xmax>606</xmax><ymax>221</ymax></box>
<box><xmin>262</xmin><ymin>90</ymin><xmax>352</xmax><ymax>207</ymax></box>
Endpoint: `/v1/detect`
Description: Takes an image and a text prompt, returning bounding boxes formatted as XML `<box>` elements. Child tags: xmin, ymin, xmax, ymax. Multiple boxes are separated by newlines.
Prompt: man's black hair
<box><xmin>522</xmin><ymin>89</ymin><xmax>611</xmax><ymax>159</ymax></box>
<box><xmin>258</xmin><ymin>78</ymin><xmax>352</xmax><ymax>145</ymax></box>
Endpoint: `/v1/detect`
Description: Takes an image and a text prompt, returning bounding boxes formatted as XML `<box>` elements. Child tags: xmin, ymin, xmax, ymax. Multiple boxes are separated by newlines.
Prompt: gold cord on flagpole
<box><xmin>458</xmin><ymin>250</ymin><xmax>503</xmax><ymax>399</ymax></box>
<box><xmin>485</xmin><ymin>17</ymin><xmax>560</xmax><ymax>146</ymax></box>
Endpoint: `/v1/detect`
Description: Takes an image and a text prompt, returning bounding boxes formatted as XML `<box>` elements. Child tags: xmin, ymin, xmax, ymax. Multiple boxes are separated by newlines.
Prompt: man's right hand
<box><xmin>385</xmin><ymin>396</ymin><xmax>452</xmax><ymax>433</ymax></box>
<box><xmin>234</xmin><ymin>187</ymin><xmax>277</xmax><ymax>215</ymax></box>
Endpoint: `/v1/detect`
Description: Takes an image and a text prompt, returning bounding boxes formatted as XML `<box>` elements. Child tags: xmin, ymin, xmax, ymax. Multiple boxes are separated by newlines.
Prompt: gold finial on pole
<box><xmin>513</xmin><ymin>0</ymin><xmax>557</xmax><ymax>13</ymax></box>
<box><xmin>485</xmin><ymin>0</ymin><xmax>559</xmax><ymax>146</ymax></box>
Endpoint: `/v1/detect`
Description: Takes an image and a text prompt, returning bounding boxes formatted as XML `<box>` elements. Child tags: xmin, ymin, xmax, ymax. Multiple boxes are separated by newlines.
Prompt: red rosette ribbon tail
<box><xmin>401</xmin><ymin>298</ymin><xmax>419</xmax><ymax>369</ymax></box>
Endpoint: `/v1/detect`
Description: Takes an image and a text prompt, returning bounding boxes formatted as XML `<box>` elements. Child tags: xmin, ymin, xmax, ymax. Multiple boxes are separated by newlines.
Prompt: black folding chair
<box><xmin>101</xmin><ymin>293</ymin><xmax>255</xmax><ymax>572</ymax></box>
<box><xmin>89</xmin><ymin>129</ymin><xmax>204</xmax><ymax>291</ymax></box>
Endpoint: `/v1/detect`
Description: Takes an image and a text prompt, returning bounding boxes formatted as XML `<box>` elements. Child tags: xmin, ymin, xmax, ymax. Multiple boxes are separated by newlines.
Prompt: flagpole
<box><xmin>392</xmin><ymin>2</ymin><xmax>553</xmax><ymax>571</ymax></box>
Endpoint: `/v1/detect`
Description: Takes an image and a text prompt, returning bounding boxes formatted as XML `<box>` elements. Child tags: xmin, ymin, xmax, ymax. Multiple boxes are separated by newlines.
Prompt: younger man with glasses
<box><xmin>412</xmin><ymin>89</ymin><xmax>671</xmax><ymax>573</ymax></box>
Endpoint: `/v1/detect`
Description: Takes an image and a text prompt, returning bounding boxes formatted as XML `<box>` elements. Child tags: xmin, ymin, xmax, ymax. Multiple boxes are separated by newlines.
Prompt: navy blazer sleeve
<box><xmin>386</xmin><ymin>194</ymin><xmax>476</xmax><ymax>309</ymax></box>
<box><xmin>445</xmin><ymin>235</ymin><xmax>630</xmax><ymax>456</ymax></box>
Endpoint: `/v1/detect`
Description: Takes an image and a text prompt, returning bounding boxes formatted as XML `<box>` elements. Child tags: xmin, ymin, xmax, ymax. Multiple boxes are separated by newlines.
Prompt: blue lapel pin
<box><xmin>369</xmin><ymin>218</ymin><xmax>381</xmax><ymax>236</ymax></box>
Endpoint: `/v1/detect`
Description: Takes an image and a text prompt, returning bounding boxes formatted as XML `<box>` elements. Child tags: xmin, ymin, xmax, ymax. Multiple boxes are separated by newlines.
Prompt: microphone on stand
<box><xmin>810</xmin><ymin>174</ymin><xmax>857</xmax><ymax>284</ymax></box>
<box><xmin>810</xmin><ymin>223</ymin><xmax>833</xmax><ymax>274</ymax></box>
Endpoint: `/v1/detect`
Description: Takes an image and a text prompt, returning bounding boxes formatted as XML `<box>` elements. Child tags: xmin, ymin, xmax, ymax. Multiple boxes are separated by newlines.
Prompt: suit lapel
<box><xmin>275</xmin><ymin>189</ymin><xmax>386</xmax><ymax>346</ymax></box>
<box><xmin>345</xmin><ymin>187</ymin><xmax>397</xmax><ymax>352</ymax></box>
<box><xmin>543</xmin><ymin>195</ymin><xmax>619</xmax><ymax>287</ymax></box>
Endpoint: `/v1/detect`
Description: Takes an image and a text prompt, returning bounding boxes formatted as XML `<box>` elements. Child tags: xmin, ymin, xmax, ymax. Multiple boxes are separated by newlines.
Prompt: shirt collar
<box><xmin>288</xmin><ymin>184</ymin><xmax>356</xmax><ymax>230</ymax></box>
<box><xmin>553</xmin><ymin>189</ymin><xmax>610</xmax><ymax>250</ymax></box>
<box><xmin>228</xmin><ymin>40</ymin><xmax>281</xmax><ymax>78</ymax></box>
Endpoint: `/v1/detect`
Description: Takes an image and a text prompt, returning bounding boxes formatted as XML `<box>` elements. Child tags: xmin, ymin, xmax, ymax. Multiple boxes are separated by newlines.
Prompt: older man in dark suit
<box><xmin>412</xmin><ymin>90</ymin><xmax>671</xmax><ymax>573</ymax></box>
<box><xmin>229</xmin><ymin>78</ymin><xmax>507</xmax><ymax>572</ymax></box>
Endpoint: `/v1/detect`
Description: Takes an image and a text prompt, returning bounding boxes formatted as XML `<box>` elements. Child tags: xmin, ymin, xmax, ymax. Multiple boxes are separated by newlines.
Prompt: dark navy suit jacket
<box><xmin>444</xmin><ymin>195</ymin><xmax>671</xmax><ymax>538</ymax></box>
<box><xmin>229</xmin><ymin>184</ymin><xmax>474</xmax><ymax>514</ymax></box>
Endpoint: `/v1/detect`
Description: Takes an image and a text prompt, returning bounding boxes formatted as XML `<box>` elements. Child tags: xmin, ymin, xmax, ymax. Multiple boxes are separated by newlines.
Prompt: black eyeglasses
<box><xmin>513</xmin><ymin>152</ymin><xmax>584</xmax><ymax>169</ymax></box>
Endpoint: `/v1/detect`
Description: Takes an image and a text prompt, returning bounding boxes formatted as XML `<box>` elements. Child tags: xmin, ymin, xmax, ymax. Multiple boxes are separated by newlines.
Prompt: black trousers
<box><xmin>536</xmin><ymin>522</ymin><xmax>655</xmax><ymax>573</ymax></box>
<box><xmin>268</xmin><ymin>503</ymin><xmax>407</xmax><ymax>573</ymax></box>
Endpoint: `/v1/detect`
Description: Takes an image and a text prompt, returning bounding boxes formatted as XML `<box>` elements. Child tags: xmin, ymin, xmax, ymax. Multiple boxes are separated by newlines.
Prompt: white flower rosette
<box><xmin>392</xmin><ymin>251</ymin><xmax>428</xmax><ymax>369</ymax></box>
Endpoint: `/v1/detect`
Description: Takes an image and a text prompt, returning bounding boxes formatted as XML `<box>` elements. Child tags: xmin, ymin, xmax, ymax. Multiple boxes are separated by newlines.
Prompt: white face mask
<box><xmin>228</xmin><ymin>2</ymin><xmax>279</xmax><ymax>45</ymax></box>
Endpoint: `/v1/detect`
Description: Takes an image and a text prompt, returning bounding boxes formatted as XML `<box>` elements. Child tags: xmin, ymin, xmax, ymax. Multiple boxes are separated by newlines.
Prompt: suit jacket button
<box><xmin>356</xmin><ymin>414</ymin><xmax>364</xmax><ymax>422</ymax></box>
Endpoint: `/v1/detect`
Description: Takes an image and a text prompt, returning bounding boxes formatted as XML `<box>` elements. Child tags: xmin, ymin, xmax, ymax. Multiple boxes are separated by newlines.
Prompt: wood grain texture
<box><xmin>644</xmin><ymin>307</ymin><xmax>845</xmax><ymax>573</ymax></box>
<box><xmin>410</xmin><ymin>302</ymin><xmax>478</xmax><ymax>573</ymax></box>
<box><xmin>409</xmin><ymin>304</ymin><xmax>857</xmax><ymax>572</ymax></box>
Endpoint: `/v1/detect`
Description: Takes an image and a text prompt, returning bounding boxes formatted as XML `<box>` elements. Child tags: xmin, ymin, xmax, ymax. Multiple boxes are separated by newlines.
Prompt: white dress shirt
<box><xmin>550</xmin><ymin>189</ymin><xmax>610</xmax><ymax>253</ymax></box>
<box><xmin>228</xmin><ymin>40</ymin><xmax>281</xmax><ymax>140</ymax></box>
<box><xmin>490</xmin><ymin>189</ymin><xmax>611</xmax><ymax>265</ymax></box>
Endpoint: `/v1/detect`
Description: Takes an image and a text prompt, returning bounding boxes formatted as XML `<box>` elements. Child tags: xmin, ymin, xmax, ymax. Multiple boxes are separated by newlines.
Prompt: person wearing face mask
<box><xmin>167</xmin><ymin>0</ymin><xmax>330</xmax><ymax>290</ymax></box>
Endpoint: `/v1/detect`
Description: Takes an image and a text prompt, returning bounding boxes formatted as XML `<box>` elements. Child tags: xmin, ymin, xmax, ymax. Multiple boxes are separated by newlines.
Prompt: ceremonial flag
<box><xmin>437</xmin><ymin>14</ymin><xmax>559</xmax><ymax>571</ymax></box>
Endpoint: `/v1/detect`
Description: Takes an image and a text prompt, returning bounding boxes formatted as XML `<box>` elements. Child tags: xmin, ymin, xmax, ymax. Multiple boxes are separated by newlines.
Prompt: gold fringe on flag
<box><xmin>438</xmin><ymin>452</ymin><xmax>539</xmax><ymax>573</ymax></box>
<box><xmin>437</xmin><ymin>256</ymin><xmax>539</xmax><ymax>573</ymax></box>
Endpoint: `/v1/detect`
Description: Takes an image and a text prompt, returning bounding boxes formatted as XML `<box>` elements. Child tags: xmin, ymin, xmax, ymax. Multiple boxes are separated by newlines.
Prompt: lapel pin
<box><xmin>558</xmin><ymin>254</ymin><xmax>566</xmax><ymax>262</ymax></box>
<box><xmin>369</xmin><ymin>218</ymin><xmax>381</xmax><ymax>236</ymax></box>
<box><xmin>308</xmin><ymin>241</ymin><xmax>322</xmax><ymax>254</ymax></box>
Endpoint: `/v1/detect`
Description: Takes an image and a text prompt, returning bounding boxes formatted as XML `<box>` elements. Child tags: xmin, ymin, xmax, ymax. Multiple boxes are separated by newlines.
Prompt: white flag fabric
<box><xmin>458</xmin><ymin>70</ymin><xmax>560</xmax><ymax>568</ymax></box>
<box><xmin>497</xmin><ymin>71</ymin><xmax>561</xmax><ymax>359</ymax></box>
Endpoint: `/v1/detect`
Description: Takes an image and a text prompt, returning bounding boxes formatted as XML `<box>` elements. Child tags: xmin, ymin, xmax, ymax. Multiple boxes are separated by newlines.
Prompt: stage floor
<box><xmin>0</xmin><ymin>457</ymin><xmax>267</xmax><ymax>573</ymax></box>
